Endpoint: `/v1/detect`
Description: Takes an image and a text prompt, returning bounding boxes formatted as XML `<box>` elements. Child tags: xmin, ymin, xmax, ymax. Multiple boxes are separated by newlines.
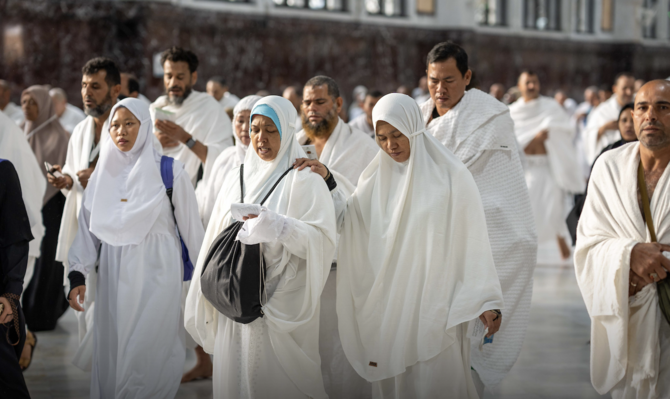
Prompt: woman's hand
<box><xmin>479</xmin><ymin>310</ymin><xmax>502</xmax><ymax>337</ymax></box>
<box><xmin>293</xmin><ymin>158</ymin><xmax>328</xmax><ymax>179</ymax></box>
<box><xmin>68</xmin><ymin>286</ymin><xmax>87</xmax><ymax>312</ymax></box>
<box><xmin>0</xmin><ymin>297</ymin><xmax>13</xmax><ymax>324</ymax></box>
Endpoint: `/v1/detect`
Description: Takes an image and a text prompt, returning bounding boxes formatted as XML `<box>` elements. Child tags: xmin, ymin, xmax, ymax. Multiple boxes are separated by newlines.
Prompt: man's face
<box><xmin>163</xmin><ymin>60</ymin><xmax>196</xmax><ymax>106</ymax></box>
<box><xmin>363</xmin><ymin>95</ymin><xmax>380</xmax><ymax>121</ymax></box>
<box><xmin>206</xmin><ymin>81</ymin><xmax>225</xmax><ymax>102</ymax></box>
<box><xmin>301</xmin><ymin>84</ymin><xmax>341</xmax><ymax>138</ymax></box>
<box><xmin>426</xmin><ymin>58</ymin><xmax>471</xmax><ymax>115</ymax></box>
<box><xmin>518</xmin><ymin>73</ymin><xmax>540</xmax><ymax>102</ymax></box>
<box><xmin>633</xmin><ymin>81</ymin><xmax>670</xmax><ymax>150</ymax></box>
<box><xmin>81</xmin><ymin>70</ymin><xmax>118</xmax><ymax>118</ymax></box>
<box><xmin>613</xmin><ymin>76</ymin><xmax>635</xmax><ymax>106</ymax></box>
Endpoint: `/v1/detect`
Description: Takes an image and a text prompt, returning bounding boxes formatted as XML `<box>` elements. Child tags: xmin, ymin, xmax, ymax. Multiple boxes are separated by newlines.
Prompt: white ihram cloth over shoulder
<box><xmin>195</xmin><ymin>95</ymin><xmax>261</xmax><ymax>228</ymax></box>
<box><xmin>509</xmin><ymin>96</ymin><xmax>584</xmax><ymax>242</ymax></box>
<box><xmin>348</xmin><ymin>113</ymin><xmax>374</xmax><ymax>138</ymax></box>
<box><xmin>59</xmin><ymin>103</ymin><xmax>86</xmax><ymax>134</ymax></box>
<box><xmin>150</xmin><ymin>90</ymin><xmax>234</xmax><ymax>186</ymax></box>
<box><xmin>0</xmin><ymin>110</ymin><xmax>46</xmax><ymax>287</ymax></box>
<box><xmin>574</xmin><ymin>142</ymin><xmax>670</xmax><ymax>398</ymax></box>
<box><xmin>296</xmin><ymin>117</ymin><xmax>378</xmax><ymax>187</ymax></box>
<box><xmin>337</xmin><ymin>93</ymin><xmax>504</xmax><ymax>399</ymax></box>
<box><xmin>583</xmin><ymin>96</ymin><xmax>622</xmax><ymax>165</ymax></box>
<box><xmin>185</xmin><ymin>96</ymin><xmax>337</xmax><ymax>399</ymax></box>
<box><xmin>421</xmin><ymin>89</ymin><xmax>538</xmax><ymax>388</ymax></box>
<box><xmin>2</xmin><ymin>102</ymin><xmax>25</xmax><ymax>126</ymax></box>
<box><xmin>68</xmin><ymin>98</ymin><xmax>204</xmax><ymax>398</ymax></box>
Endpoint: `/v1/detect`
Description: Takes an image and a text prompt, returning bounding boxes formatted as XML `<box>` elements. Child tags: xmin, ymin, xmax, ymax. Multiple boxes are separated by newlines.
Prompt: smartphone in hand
<box><xmin>44</xmin><ymin>162</ymin><xmax>64</xmax><ymax>178</ymax></box>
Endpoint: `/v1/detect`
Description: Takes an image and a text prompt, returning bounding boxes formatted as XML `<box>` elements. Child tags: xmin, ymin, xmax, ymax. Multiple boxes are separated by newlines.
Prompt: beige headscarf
<box><xmin>22</xmin><ymin>85</ymin><xmax>70</xmax><ymax>204</ymax></box>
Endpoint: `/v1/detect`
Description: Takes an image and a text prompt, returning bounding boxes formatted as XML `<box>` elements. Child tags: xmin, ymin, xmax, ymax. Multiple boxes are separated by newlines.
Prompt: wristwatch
<box><xmin>185</xmin><ymin>137</ymin><xmax>197</xmax><ymax>149</ymax></box>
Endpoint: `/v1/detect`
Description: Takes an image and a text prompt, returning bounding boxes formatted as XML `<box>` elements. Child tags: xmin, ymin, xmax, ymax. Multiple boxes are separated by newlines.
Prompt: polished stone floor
<box><xmin>23</xmin><ymin>260</ymin><xmax>607</xmax><ymax>399</ymax></box>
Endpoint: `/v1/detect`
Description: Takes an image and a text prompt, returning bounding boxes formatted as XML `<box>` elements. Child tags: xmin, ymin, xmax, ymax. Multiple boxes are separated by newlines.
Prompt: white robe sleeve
<box><xmin>171</xmin><ymin>163</ymin><xmax>205</xmax><ymax>267</ymax></box>
<box><xmin>68</xmin><ymin>196</ymin><xmax>100</xmax><ymax>277</ymax></box>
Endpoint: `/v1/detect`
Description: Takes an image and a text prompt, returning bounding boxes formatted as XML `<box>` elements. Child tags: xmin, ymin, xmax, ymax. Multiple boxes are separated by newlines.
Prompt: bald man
<box><xmin>575</xmin><ymin>80</ymin><xmax>670</xmax><ymax>398</ymax></box>
<box><xmin>49</xmin><ymin>88</ymin><xmax>86</xmax><ymax>134</ymax></box>
<box><xmin>489</xmin><ymin>83</ymin><xmax>505</xmax><ymax>102</ymax></box>
<box><xmin>0</xmin><ymin>80</ymin><xmax>24</xmax><ymax>126</ymax></box>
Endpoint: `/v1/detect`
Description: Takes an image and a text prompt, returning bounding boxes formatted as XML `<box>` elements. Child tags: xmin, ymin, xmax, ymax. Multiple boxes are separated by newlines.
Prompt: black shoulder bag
<box><xmin>200</xmin><ymin>164</ymin><xmax>293</xmax><ymax>324</ymax></box>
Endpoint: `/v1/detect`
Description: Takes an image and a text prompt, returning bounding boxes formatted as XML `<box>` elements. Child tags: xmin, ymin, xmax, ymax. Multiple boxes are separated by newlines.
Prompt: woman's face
<box><xmin>619</xmin><ymin>108</ymin><xmax>637</xmax><ymax>142</ymax></box>
<box><xmin>109</xmin><ymin>107</ymin><xmax>141</xmax><ymax>152</ymax></box>
<box><xmin>21</xmin><ymin>94</ymin><xmax>39</xmax><ymax>122</ymax></box>
<box><xmin>250</xmin><ymin>114</ymin><xmax>281</xmax><ymax>161</ymax></box>
<box><xmin>234</xmin><ymin>110</ymin><xmax>251</xmax><ymax>147</ymax></box>
<box><xmin>375</xmin><ymin>120</ymin><xmax>411</xmax><ymax>163</ymax></box>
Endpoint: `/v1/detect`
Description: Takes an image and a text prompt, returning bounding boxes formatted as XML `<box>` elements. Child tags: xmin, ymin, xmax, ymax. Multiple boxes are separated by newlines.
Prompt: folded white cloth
<box><xmin>237</xmin><ymin>207</ymin><xmax>293</xmax><ymax>245</ymax></box>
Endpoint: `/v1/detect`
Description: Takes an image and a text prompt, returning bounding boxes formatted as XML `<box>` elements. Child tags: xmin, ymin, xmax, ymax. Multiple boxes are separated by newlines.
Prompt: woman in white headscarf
<box><xmin>196</xmin><ymin>95</ymin><xmax>262</xmax><ymax>228</ymax></box>
<box><xmin>185</xmin><ymin>96</ymin><xmax>337</xmax><ymax>398</ymax></box>
<box><xmin>66</xmin><ymin>98</ymin><xmax>204</xmax><ymax>399</ymax></box>
<box><xmin>336</xmin><ymin>93</ymin><xmax>505</xmax><ymax>398</ymax></box>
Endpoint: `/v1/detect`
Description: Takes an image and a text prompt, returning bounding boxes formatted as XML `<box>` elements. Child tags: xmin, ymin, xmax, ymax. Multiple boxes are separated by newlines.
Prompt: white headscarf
<box><xmin>337</xmin><ymin>93</ymin><xmax>504</xmax><ymax>381</ymax></box>
<box><xmin>232</xmin><ymin>95</ymin><xmax>262</xmax><ymax>163</ymax></box>
<box><xmin>84</xmin><ymin>98</ymin><xmax>165</xmax><ymax>246</ymax></box>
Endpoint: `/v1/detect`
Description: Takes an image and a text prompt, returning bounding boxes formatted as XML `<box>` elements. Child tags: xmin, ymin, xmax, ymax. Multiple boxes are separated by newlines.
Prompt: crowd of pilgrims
<box><xmin>0</xmin><ymin>39</ymin><xmax>668</xmax><ymax>399</ymax></box>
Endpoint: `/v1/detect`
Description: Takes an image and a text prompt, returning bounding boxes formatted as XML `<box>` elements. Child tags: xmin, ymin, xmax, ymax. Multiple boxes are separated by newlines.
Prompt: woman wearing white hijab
<box><xmin>336</xmin><ymin>93</ymin><xmax>505</xmax><ymax>398</ymax></box>
<box><xmin>185</xmin><ymin>96</ymin><xmax>337</xmax><ymax>398</ymax></box>
<box><xmin>66</xmin><ymin>98</ymin><xmax>204</xmax><ymax>398</ymax></box>
<box><xmin>196</xmin><ymin>95</ymin><xmax>262</xmax><ymax>228</ymax></box>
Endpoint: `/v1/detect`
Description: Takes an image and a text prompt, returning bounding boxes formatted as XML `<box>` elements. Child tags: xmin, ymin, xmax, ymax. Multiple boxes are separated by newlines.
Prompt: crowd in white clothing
<box><xmin>2</xmin><ymin>40</ymin><xmax>670</xmax><ymax>399</ymax></box>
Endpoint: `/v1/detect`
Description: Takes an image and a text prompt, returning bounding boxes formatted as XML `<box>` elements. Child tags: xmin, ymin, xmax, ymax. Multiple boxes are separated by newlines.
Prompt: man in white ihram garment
<box><xmin>185</xmin><ymin>96</ymin><xmax>337</xmax><ymax>398</ymax></box>
<box><xmin>67</xmin><ymin>98</ymin><xmax>204</xmax><ymax>398</ymax></box>
<box><xmin>509</xmin><ymin>71</ymin><xmax>584</xmax><ymax>261</ymax></box>
<box><xmin>47</xmin><ymin>58</ymin><xmax>122</xmax><ymax>370</ymax></box>
<box><xmin>195</xmin><ymin>95</ymin><xmax>262</xmax><ymax>229</ymax></box>
<box><xmin>583</xmin><ymin>72</ymin><xmax>636</xmax><ymax>165</ymax></box>
<box><xmin>49</xmin><ymin>88</ymin><xmax>86</xmax><ymax>134</ymax></box>
<box><xmin>419</xmin><ymin>41</ymin><xmax>537</xmax><ymax>395</ymax></box>
<box><xmin>575</xmin><ymin>80</ymin><xmax>670</xmax><ymax>399</ymax></box>
<box><xmin>206</xmin><ymin>76</ymin><xmax>240</xmax><ymax>111</ymax></box>
<box><xmin>0</xmin><ymin>110</ymin><xmax>46</xmax><ymax>297</ymax></box>
<box><xmin>328</xmin><ymin>93</ymin><xmax>504</xmax><ymax>399</ymax></box>
<box><xmin>150</xmin><ymin>47</ymin><xmax>233</xmax><ymax>187</ymax></box>
<box><xmin>348</xmin><ymin>89</ymin><xmax>383</xmax><ymax>139</ymax></box>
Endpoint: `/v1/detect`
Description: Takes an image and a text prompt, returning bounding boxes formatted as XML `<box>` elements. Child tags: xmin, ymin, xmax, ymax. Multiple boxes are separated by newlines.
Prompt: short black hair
<box><xmin>208</xmin><ymin>76</ymin><xmax>227</xmax><ymax>87</ymax></box>
<box><xmin>614</xmin><ymin>72</ymin><xmax>635</xmax><ymax>85</ymax></box>
<box><xmin>426</xmin><ymin>41</ymin><xmax>469</xmax><ymax>77</ymax></box>
<box><xmin>161</xmin><ymin>47</ymin><xmax>199</xmax><ymax>73</ymax></box>
<box><xmin>366</xmin><ymin>89</ymin><xmax>384</xmax><ymax>99</ymax></box>
<box><xmin>128</xmin><ymin>76</ymin><xmax>140</xmax><ymax>94</ymax></box>
<box><xmin>82</xmin><ymin>57</ymin><xmax>121</xmax><ymax>87</ymax></box>
<box><xmin>304</xmin><ymin>75</ymin><xmax>340</xmax><ymax>99</ymax></box>
<box><xmin>619</xmin><ymin>102</ymin><xmax>634</xmax><ymax>120</ymax></box>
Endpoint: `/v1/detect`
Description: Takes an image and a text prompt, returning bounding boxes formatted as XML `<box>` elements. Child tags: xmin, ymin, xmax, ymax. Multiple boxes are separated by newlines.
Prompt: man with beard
<box><xmin>419</xmin><ymin>41</ymin><xmax>537</xmax><ymax>396</ymax></box>
<box><xmin>47</xmin><ymin>57</ymin><xmax>121</xmax><ymax>371</ymax></box>
<box><xmin>150</xmin><ymin>47</ymin><xmax>233</xmax><ymax>187</ymax></box>
<box><xmin>295</xmin><ymin>75</ymin><xmax>378</xmax><ymax>399</ymax></box>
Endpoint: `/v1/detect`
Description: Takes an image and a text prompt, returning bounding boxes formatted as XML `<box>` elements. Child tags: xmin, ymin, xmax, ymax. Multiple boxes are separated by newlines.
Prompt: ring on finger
<box><xmin>651</xmin><ymin>272</ymin><xmax>659</xmax><ymax>282</ymax></box>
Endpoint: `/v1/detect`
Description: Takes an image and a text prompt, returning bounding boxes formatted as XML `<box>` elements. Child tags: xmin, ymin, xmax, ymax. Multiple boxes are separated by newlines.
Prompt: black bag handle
<box><xmin>239</xmin><ymin>164</ymin><xmax>294</xmax><ymax>206</ymax></box>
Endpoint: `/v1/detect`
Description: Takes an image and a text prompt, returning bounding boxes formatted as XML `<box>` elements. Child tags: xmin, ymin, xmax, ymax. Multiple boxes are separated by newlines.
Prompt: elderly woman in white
<box><xmin>297</xmin><ymin>93</ymin><xmax>505</xmax><ymax>398</ymax></box>
<box><xmin>66</xmin><ymin>98</ymin><xmax>204</xmax><ymax>398</ymax></box>
<box><xmin>185</xmin><ymin>96</ymin><xmax>337</xmax><ymax>398</ymax></box>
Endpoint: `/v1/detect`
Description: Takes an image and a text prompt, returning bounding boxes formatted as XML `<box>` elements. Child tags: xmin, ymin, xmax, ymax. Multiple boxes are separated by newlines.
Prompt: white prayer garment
<box><xmin>68</xmin><ymin>98</ymin><xmax>204</xmax><ymax>398</ymax></box>
<box><xmin>150</xmin><ymin>90</ymin><xmax>234</xmax><ymax>187</ymax></box>
<box><xmin>59</xmin><ymin>103</ymin><xmax>86</xmax><ymax>134</ymax></box>
<box><xmin>575</xmin><ymin>142</ymin><xmax>670</xmax><ymax>398</ymax></box>
<box><xmin>420</xmin><ymin>89</ymin><xmax>537</xmax><ymax>388</ymax></box>
<box><xmin>337</xmin><ymin>93</ymin><xmax>504</xmax><ymax>399</ymax></box>
<box><xmin>296</xmin><ymin>118</ymin><xmax>378</xmax><ymax>187</ymax></box>
<box><xmin>138</xmin><ymin>93</ymin><xmax>152</xmax><ymax>106</ymax></box>
<box><xmin>219</xmin><ymin>91</ymin><xmax>240</xmax><ymax>110</ymax></box>
<box><xmin>583</xmin><ymin>95</ymin><xmax>623</xmax><ymax>165</ymax></box>
<box><xmin>195</xmin><ymin>95</ymin><xmax>261</xmax><ymax>228</ymax></box>
<box><xmin>185</xmin><ymin>96</ymin><xmax>337</xmax><ymax>399</ymax></box>
<box><xmin>0</xmin><ymin>110</ymin><xmax>46</xmax><ymax>289</ymax></box>
<box><xmin>348</xmin><ymin>113</ymin><xmax>374</xmax><ymax>138</ymax></box>
<box><xmin>509</xmin><ymin>96</ymin><xmax>584</xmax><ymax>243</ymax></box>
<box><xmin>573</xmin><ymin>101</ymin><xmax>595</xmax><ymax>179</ymax></box>
<box><xmin>2</xmin><ymin>102</ymin><xmax>25</xmax><ymax>126</ymax></box>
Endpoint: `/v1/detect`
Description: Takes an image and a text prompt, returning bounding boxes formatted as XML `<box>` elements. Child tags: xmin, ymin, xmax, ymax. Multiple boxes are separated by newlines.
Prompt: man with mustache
<box><xmin>47</xmin><ymin>57</ymin><xmax>122</xmax><ymax>370</ymax></box>
<box><xmin>575</xmin><ymin>80</ymin><xmax>670</xmax><ymax>398</ymax></box>
<box><xmin>150</xmin><ymin>47</ymin><xmax>233</xmax><ymax>188</ymax></box>
<box><xmin>419</xmin><ymin>41</ymin><xmax>537</xmax><ymax>396</ymax></box>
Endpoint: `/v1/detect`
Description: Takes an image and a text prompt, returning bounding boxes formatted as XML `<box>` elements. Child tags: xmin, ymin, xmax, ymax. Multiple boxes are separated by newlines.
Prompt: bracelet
<box><xmin>323</xmin><ymin>166</ymin><xmax>337</xmax><ymax>191</ymax></box>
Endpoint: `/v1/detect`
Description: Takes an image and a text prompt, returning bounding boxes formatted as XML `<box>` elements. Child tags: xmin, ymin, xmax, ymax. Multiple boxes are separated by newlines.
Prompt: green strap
<box><xmin>638</xmin><ymin>161</ymin><xmax>658</xmax><ymax>243</ymax></box>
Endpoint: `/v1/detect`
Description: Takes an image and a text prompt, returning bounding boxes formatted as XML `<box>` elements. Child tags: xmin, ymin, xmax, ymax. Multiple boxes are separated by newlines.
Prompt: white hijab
<box><xmin>84</xmin><ymin>98</ymin><xmax>165</xmax><ymax>246</ymax></box>
<box><xmin>232</xmin><ymin>95</ymin><xmax>262</xmax><ymax>163</ymax></box>
<box><xmin>337</xmin><ymin>93</ymin><xmax>504</xmax><ymax>381</ymax></box>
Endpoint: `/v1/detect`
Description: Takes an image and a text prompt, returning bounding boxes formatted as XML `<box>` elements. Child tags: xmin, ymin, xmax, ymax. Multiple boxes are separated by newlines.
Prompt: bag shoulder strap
<box><xmin>161</xmin><ymin>155</ymin><xmax>175</xmax><ymax>205</ymax></box>
<box><xmin>638</xmin><ymin>160</ymin><xmax>658</xmax><ymax>242</ymax></box>
<box><xmin>240</xmin><ymin>164</ymin><xmax>244</xmax><ymax>204</ymax></box>
<box><xmin>259</xmin><ymin>166</ymin><xmax>294</xmax><ymax>206</ymax></box>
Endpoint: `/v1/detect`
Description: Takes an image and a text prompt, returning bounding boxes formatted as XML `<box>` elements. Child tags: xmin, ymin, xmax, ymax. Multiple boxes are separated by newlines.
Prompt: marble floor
<box><xmin>23</xmin><ymin>261</ymin><xmax>607</xmax><ymax>399</ymax></box>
